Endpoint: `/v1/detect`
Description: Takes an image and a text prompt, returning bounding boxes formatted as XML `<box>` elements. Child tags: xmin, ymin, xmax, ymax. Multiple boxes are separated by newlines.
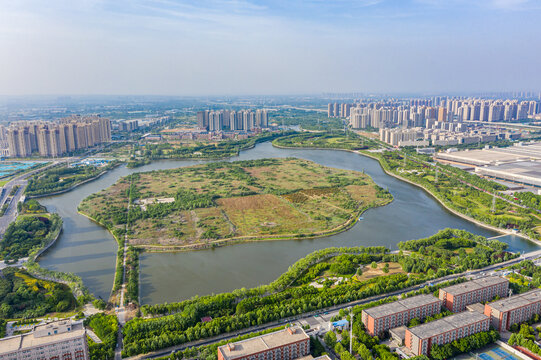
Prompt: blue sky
<box><xmin>0</xmin><ymin>0</ymin><xmax>540</xmax><ymax>95</ymax></box>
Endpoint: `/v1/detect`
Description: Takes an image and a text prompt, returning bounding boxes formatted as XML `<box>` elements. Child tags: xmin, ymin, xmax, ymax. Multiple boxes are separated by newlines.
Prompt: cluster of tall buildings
<box><xmin>1</xmin><ymin>116</ymin><xmax>111</xmax><ymax>158</ymax></box>
<box><xmin>197</xmin><ymin>109</ymin><xmax>269</xmax><ymax>132</ymax></box>
<box><xmin>327</xmin><ymin>102</ymin><xmax>353</xmax><ymax>118</ymax></box>
<box><xmin>328</xmin><ymin>97</ymin><xmax>541</xmax><ymax>130</ymax></box>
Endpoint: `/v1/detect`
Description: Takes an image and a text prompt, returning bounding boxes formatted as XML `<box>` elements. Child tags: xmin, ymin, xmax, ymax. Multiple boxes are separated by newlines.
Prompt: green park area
<box><xmin>122</xmin><ymin>131</ymin><xmax>291</xmax><ymax>167</ymax></box>
<box><xmin>120</xmin><ymin>229</ymin><xmax>517</xmax><ymax>357</ymax></box>
<box><xmin>0</xmin><ymin>267</ymin><xmax>77</xmax><ymax>319</ymax></box>
<box><xmin>79</xmin><ymin>157</ymin><xmax>392</xmax><ymax>249</ymax></box>
<box><xmin>372</xmin><ymin>150</ymin><xmax>541</xmax><ymax>240</ymax></box>
<box><xmin>273</xmin><ymin>131</ymin><xmax>379</xmax><ymax>150</ymax></box>
<box><xmin>0</xmin><ymin>201</ymin><xmax>62</xmax><ymax>262</ymax></box>
<box><xmin>25</xmin><ymin>162</ymin><xmax>119</xmax><ymax>197</ymax></box>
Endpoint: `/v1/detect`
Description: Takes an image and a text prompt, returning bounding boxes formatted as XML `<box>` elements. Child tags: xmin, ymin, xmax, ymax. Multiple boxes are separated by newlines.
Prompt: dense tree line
<box><xmin>273</xmin><ymin>132</ymin><xmax>379</xmax><ymax>151</ymax></box>
<box><xmin>0</xmin><ymin>267</ymin><xmax>76</xmax><ymax>318</ymax></box>
<box><xmin>0</xmin><ymin>319</ymin><xmax>6</xmax><ymax>338</ymax></box>
<box><xmin>125</xmin><ymin>246</ymin><xmax>140</xmax><ymax>305</ymax></box>
<box><xmin>396</xmin><ymin>228</ymin><xmax>515</xmax><ymax>275</ymax></box>
<box><xmin>122</xmin><ymin>229</ymin><xmax>512</xmax><ymax>357</ymax></box>
<box><xmin>430</xmin><ymin>330</ymin><xmax>500</xmax><ymax>360</ymax></box>
<box><xmin>25</xmin><ymin>162</ymin><xmax>118</xmax><ymax>196</ymax></box>
<box><xmin>0</xmin><ymin>214</ymin><xmax>62</xmax><ymax>261</ymax></box>
<box><xmin>136</xmin><ymin>131</ymin><xmax>293</xmax><ymax>161</ymax></box>
<box><xmin>508</xmin><ymin>324</ymin><xmax>541</xmax><ymax>356</ymax></box>
<box><xmin>515</xmin><ymin>191</ymin><xmax>541</xmax><ymax>211</ymax></box>
<box><xmin>84</xmin><ymin>313</ymin><xmax>119</xmax><ymax>360</ymax></box>
<box><xmin>122</xmin><ymin>273</ymin><xmax>423</xmax><ymax>356</ymax></box>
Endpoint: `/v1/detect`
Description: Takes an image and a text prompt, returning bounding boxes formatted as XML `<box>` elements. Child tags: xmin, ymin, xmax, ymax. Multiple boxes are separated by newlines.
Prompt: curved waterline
<box><xmin>36</xmin><ymin>142</ymin><xmax>540</xmax><ymax>303</ymax></box>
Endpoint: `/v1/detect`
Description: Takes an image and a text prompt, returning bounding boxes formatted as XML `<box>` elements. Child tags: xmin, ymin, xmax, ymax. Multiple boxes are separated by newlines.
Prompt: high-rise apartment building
<box><xmin>198</xmin><ymin>109</ymin><xmax>269</xmax><ymax>132</ymax></box>
<box><xmin>6</xmin><ymin>116</ymin><xmax>111</xmax><ymax>158</ymax></box>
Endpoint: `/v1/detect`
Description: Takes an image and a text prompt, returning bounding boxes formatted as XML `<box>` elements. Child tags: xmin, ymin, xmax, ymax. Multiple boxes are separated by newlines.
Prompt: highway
<box><xmin>125</xmin><ymin>248</ymin><xmax>541</xmax><ymax>360</ymax></box>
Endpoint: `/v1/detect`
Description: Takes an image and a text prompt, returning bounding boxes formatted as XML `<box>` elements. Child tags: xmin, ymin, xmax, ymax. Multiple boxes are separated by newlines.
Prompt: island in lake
<box><xmin>78</xmin><ymin>157</ymin><xmax>392</xmax><ymax>251</ymax></box>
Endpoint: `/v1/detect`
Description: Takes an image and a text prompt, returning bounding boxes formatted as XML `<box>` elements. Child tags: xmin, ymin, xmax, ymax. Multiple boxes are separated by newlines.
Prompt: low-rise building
<box><xmin>484</xmin><ymin>288</ymin><xmax>541</xmax><ymax>331</ymax></box>
<box><xmin>361</xmin><ymin>294</ymin><xmax>442</xmax><ymax>336</ymax></box>
<box><xmin>439</xmin><ymin>276</ymin><xmax>509</xmax><ymax>312</ymax></box>
<box><xmin>217</xmin><ymin>326</ymin><xmax>310</xmax><ymax>360</ymax></box>
<box><xmin>405</xmin><ymin>311</ymin><xmax>490</xmax><ymax>356</ymax></box>
<box><xmin>0</xmin><ymin>320</ymin><xmax>89</xmax><ymax>360</ymax></box>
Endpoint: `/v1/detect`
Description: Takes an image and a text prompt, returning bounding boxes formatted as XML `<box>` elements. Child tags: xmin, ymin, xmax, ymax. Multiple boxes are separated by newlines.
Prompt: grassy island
<box><xmin>79</xmin><ymin>158</ymin><xmax>392</xmax><ymax>250</ymax></box>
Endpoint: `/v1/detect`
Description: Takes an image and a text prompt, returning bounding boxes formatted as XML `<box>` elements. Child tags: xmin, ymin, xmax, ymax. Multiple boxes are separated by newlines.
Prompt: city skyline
<box><xmin>1</xmin><ymin>0</ymin><xmax>541</xmax><ymax>96</ymax></box>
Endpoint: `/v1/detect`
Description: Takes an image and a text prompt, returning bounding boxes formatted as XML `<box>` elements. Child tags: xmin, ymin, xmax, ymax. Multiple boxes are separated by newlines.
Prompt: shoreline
<box><xmin>358</xmin><ymin>150</ymin><xmax>540</xmax><ymax>245</ymax></box>
<box><xmin>79</xmin><ymin>196</ymin><xmax>392</xmax><ymax>254</ymax></box>
<box><xmin>26</xmin><ymin>163</ymin><xmax>123</xmax><ymax>199</ymax></box>
<box><xmin>273</xmin><ymin>141</ymin><xmax>539</xmax><ymax>246</ymax></box>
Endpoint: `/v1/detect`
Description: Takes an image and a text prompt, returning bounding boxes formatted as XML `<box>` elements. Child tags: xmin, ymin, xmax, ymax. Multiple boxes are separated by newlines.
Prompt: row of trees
<box><xmin>84</xmin><ymin>313</ymin><xmax>119</xmax><ymax>360</ymax></box>
<box><xmin>125</xmin><ymin>246</ymin><xmax>140</xmax><ymax>305</ymax></box>
<box><xmin>430</xmin><ymin>330</ymin><xmax>500</xmax><ymax>360</ymax></box>
<box><xmin>122</xmin><ymin>230</ymin><xmax>512</xmax><ymax>357</ymax></box>
<box><xmin>122</xmin><ymin>272</ymin><xmax>424</xmax><ymax>356</ymax></box>
<box><xmin>136</xmin><ymin>131</ymin><xmax>293</xmax><ymax>161</ymax></box>
<box><xmin>0</xmin><ymin>213</ymin><xmax>64</xmax><ymax>261</ymax></box>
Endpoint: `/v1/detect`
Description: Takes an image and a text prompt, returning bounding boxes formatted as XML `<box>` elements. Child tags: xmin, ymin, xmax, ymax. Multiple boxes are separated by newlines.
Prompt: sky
<box><xmin>0</xmin><ymin>0</ymin><xmax>540</xmax><ymax>96</ymax></box>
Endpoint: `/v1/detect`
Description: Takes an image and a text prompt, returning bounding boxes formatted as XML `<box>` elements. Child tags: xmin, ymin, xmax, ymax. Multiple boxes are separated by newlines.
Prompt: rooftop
<box><xmin>218</xmin><ymin>327</ymin><xmax>309</xmax><ymax>360</ymax></box>
<box><xmin>488</xmin><ymin>288</ymin><xmax>541</xmax><ymax>313</ymax></box>
<box><xmin>363</xmin><ymin>294</ymin><xmax>441</xmax><ymax>319</ymax></box>
<box><xmin>440</xmin><ymin>276</ymin><xmax>508</xmax><ymax>296</ymax></box>
<box><xmin>466</xmin><ymin>303</ymin><xmax>486</xmax><ymax>314</ymax></box>
<box><xmin>407</xmin><ymin>311</ymin><xmax>489</xmax><ymax>339</ymax></box>
<box><xmin>435</xmin><ymin>142</ymin><xmax>541</xmax><ymax>166</ymax></box>
<box><xmin>0</xmin><ymin>320</ymin><xmax>86</xmax><ymax>355</ymax></box>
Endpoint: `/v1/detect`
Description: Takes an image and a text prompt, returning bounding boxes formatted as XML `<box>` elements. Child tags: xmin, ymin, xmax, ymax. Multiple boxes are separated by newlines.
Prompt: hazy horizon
<box><xmin>1</xmin><ymin>0</ymin><xmax>540</xmax><ymax>96</ymax></box>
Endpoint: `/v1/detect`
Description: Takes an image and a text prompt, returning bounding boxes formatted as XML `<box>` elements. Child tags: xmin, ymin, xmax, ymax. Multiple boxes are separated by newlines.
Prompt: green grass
<box><xmin>79</xmin><ymin>158</ymin><xmax>392</xmax><ymax>249</ymax></box>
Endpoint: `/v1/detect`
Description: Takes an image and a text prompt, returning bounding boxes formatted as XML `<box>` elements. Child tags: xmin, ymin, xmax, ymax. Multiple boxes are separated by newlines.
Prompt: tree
<box><xmin>371</xmin><ymin>262</ymin><xmax>377</xmax><ymax>269</ymax></box>
<box><xmin>324</xmin><ymin>331</ymin><xmax>337</xmax><ymax>348</ymax></box>
<box><xmin>93</xmin><ymin>299</ymin><xmax>107</xmax><ymax>310</ymax></box>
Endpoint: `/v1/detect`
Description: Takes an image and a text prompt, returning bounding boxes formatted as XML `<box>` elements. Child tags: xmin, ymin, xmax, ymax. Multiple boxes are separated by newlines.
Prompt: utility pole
<box><xmin>350</xmin><ymin>308</ymin><xmax>354</xmax><ymax>355</ymax></box>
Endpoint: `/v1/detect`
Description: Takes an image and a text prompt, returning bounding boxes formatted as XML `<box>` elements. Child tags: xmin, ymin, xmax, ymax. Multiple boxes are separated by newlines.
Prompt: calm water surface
<box><xmin>37</xmin><ymin>142</ymin><xmax>540</xmax><ymax>303</ymax></box>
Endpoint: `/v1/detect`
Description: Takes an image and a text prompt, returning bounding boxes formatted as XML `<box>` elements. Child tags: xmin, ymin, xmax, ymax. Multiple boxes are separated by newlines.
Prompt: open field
<box><xmin>356</xmin><ymin>262</ymin><xmax>405</xmax><ymax>281</ymax></box>
<box><xmin>79</xmin><ymin>158</ymin><xmax>392</xmax><ymax>249</ymax></box>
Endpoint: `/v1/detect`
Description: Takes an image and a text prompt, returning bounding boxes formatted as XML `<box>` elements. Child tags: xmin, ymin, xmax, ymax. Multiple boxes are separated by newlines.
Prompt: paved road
<box><xmin>0</xmin><ymin>162</ymin><xmax>59</xmax><ymax>238</ymax></box>
<box><xmin>125</xmin><ymin>249</ymin><xmax>541</xmax><ymax>360</ymax></box>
